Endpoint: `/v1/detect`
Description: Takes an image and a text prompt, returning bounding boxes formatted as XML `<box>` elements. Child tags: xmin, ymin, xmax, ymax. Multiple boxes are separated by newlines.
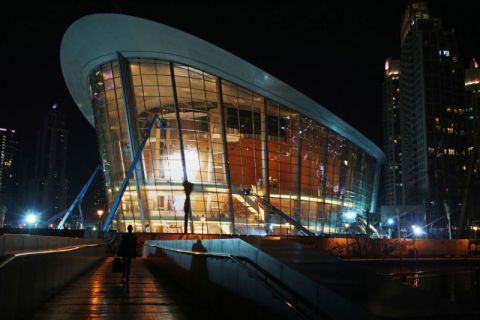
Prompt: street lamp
<box><xmin>472</xmin><ymin>226</ymin><xmax>478</xmax><ymax>242</ymax></box>
<box><xmin>97</xmin><ymin>209</ymin><xmax>104</xmax><ymax>235</ymax></box>
<box><xmin>24</xmin><ymin>211</ymin><xmax>39</xmax><ymax>229</ymax></box>
<box><xmin>25</xmin><ymin>214</ymin><xmax>37</xmax><ymax>225</ymax></box>
<box><xmin>412</xmin><ymin>225</ymin><xmax>424</xmax><ymax>237</ymax></box>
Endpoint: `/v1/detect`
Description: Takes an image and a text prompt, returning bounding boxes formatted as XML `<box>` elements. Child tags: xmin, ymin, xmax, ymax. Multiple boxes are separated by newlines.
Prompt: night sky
<box><xmin>2</xmin><ymin>1</ymin><xmax>480</xmax><ymax>222</ymax></box>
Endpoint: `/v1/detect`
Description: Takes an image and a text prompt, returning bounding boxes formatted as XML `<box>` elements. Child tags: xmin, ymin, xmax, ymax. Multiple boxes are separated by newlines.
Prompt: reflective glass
<box><xmin>90</xmin><ymin>58</ymin><xmax>378</xmax><ymax>235</ymax></box>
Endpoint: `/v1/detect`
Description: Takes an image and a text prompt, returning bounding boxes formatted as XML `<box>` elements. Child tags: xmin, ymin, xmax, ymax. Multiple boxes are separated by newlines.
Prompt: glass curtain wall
<box><xmin>222</xmin><ymin>81</ymin><xmax>265</xmax><ymax>234</ymax></box>
<box><xmin>91</xmin><ymin>61</ymin><xmax>139</xmax><ymax>231</ymax></box>
<box><xmin>90</xmin><ymin>58</ymin><xmax>377</xmax><ymax>235</ymax></box>
<box><xmin>266</xmin><ymin>100</ymin><xmax>301</xmax><ymax>235</ymax></box>
<box><xmin>129</xmin><ymin>59</ymin><xmax>184</xmax><ymax>233</ymax></box>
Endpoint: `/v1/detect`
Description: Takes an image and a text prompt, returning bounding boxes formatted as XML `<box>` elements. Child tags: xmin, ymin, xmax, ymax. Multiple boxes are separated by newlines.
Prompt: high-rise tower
<box><xmin>0</xmin><ymin>127</ymin><xmax>18</xmax><ymax>225</ymax></box>
<box><xmin>398</xmin><ymin>1</ymin><xmax>466</xmax><ymax>231</ymax></box>
<box><xmin>465</xmin><ymin>59</ymin><xmax>480</xmax><ymax>139</ymax></box>
<box><xmin>383</xmin><ymin>58</ymin><xmax>403</xmax><ymax>207</ymax></box>
<box><xmin>464</xmin><ymin>59</ymin><xmax>480</xmax><ymax>224</ymax></box>
<box><xmin>34</xmin><ymin>105</ymin><xmax>69</xmax><ymax>217</ymax></box>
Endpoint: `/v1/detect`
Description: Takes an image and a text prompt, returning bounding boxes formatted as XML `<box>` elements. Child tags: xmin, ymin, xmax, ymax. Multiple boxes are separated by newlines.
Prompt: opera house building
<box><xmin>61</xmin><ymin>14</ymin><xmax>385</xmax><ymax>235</ymax></box>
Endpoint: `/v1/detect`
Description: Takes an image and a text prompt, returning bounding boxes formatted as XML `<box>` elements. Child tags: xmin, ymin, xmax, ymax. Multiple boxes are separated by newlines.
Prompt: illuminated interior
<box><xmin>90</xmin><ymin>59</ymin><xmax>377</xmax><ymax>235</ymax></box>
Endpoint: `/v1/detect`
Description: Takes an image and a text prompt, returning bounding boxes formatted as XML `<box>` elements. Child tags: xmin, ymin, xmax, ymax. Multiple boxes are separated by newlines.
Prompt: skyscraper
<box><xmin>34</xmin><ymin>105</ymin><xmax>69</xmax><ymax>217</ymax></box>
<box><xmin>464</xmin><ymin>58</ymin><xmax>480</xmax><ymax>223</ymax></box>
<box><xmin>465</xmin><ymin>59</ymin><xmax>480</xmax><ymax>139</ymax></box>
<box><xmin>387</xmin><ymin>1</ymin><xmax>467</xmax><ymax>234</ymax></box>
<box><xmin>383</xmin><ymin>58</ymin><xmax>402</xmax><ymax>207</ymax></box>
<box><xmin>0</xmin><ymin>127</ymin><xmax>18</xmax><ymax>225</ymax></box>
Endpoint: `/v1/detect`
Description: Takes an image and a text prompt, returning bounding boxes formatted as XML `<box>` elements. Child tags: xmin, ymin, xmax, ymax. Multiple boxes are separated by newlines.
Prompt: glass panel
<box><xmin>266</xmin><ymin>100</ymin><xmax>301</xmax><ymax>234</ymax></box>
<box><xmin>222</xmin><ymin>80</ymin><xmax>266</xmax><ymax>234</ymax></box>
<box><xmin>90</xmin><ymin>58</ymin><xmax>378</xmax><ymax>236</ymax></box>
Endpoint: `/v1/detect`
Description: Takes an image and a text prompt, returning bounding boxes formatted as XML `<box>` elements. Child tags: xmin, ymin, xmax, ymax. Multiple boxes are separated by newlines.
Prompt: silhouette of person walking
<box><xmin>119</xmin><ymin>225</ymin><xmax>137</xmax><ymax>282</ymax></box>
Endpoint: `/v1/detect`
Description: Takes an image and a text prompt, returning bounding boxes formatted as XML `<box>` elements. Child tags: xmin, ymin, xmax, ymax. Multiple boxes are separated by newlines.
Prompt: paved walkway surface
<box><xmin>32</xmin><ymin>257</ymin><xmax>210</xmax><ymax>320</ymax></box>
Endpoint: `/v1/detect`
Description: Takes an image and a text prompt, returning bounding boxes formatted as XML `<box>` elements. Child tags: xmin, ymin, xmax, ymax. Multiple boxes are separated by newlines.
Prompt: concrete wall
<box><xmin>135</xmin><ymin>233</ymin><xmax>471</xmax><ymax>258</ymax></box>
<box><xmin>144</xmin><ymin>238</ymin><xmax>362</xmax><ymax>319</ymax></box>
<box><xmin>0</xmin><ymin>234</ymin><xmax>100</xmax><ymax>256</ymax></box>
<box><xmin>0</xmin><ymin>243</ymin><xmax>105</xmax><ymax>320</ymax></box>
<box><xmin>293</xmin><ymin>237</ymin><xmax>470</xmax><ymax>257</ymax></box>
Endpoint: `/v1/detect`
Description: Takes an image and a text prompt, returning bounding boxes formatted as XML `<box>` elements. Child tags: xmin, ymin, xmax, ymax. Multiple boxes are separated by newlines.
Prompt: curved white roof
<box><xmin>60</xmin><ymin>14</ymin><xmax>385</xmax><ymax>162</ymax></box>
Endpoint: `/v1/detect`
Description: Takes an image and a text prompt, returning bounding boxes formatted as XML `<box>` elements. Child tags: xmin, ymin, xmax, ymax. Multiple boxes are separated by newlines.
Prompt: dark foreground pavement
<box><xmin>31</xmin><ymin>257</ymin><xmax>212</xmax><ymax>320</ymax></box>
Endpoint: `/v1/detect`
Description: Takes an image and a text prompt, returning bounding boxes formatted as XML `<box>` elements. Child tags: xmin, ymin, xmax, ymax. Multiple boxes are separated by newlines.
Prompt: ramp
<box><xmin>145</xmin><ymin>237</ymin><xmax>476</xmax><ymax>319</ymax></box>
<box><xmin>144</xmin><ymin>238</ymin><xmax>363</xmax><ymax>319</ymax></box>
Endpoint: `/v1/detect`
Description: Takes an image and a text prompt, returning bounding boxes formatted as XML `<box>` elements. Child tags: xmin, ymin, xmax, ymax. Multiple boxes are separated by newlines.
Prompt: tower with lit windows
<box><xmin>382</xmin><ymin>58</ymin><xmax>402</xmax><ymax>207</ymax></box>
<box><xmin>398</xmin><ymin>1</ymin><xmax>466</xmax><ymax>231</ymax></box>
<box><xmin>465</xmin><ymin>58</ymin><xmax>480</xmax><ymax>223</ymax></box>
<box><xmin>0</xmin><ymin>127</ymin><xmax>18</xmax><ymax>225</ymax></box>
<box><xmin>465</xmin><ymin>59</ymin><xmax>480</xmax><ymax>142</ymax></box>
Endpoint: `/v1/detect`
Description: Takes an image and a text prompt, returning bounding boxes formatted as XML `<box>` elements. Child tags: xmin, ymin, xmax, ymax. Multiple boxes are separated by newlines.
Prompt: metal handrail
<box><xmin>145</xmin><ymin>243</ymin><xmax>326</xmax><ymax>320</ymax></box>
<box><xmin>0</xmin><ymin>243</ymin><xmax>104</xmax><ymax>270</ymax></box>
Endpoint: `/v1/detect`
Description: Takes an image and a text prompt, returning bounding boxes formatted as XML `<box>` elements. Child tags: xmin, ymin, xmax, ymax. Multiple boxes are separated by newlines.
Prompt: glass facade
<box><xmin>90</xmin><ymin>58</ymin><xmax>377</xmax><ymax>235</ymax></box>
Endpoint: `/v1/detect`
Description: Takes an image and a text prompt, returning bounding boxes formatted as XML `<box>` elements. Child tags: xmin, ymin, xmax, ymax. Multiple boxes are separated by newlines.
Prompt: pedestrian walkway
<box><xmin>32</xmin><ymin>257</ymin><xmax>210</xmax><ymax>319</ymax></box>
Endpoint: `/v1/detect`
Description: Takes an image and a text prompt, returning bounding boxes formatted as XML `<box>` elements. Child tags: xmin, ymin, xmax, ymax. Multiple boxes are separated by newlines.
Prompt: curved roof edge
<box><xmin>60</xmin><ymin>13</ymin><xmax>385</xmax><ymax>163</ymax></box>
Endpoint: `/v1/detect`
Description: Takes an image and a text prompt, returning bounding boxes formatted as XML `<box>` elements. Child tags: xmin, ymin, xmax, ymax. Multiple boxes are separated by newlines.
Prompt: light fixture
<box><xmin>25</xmin><ymin>212</ymin><xmax>38</xmax><ymax>225</ymax></box>
<box><xmin>343</xmin><ymin>211</ymin><xmax>357</xmax><ymax>221</ymax></box>
<box><xmin>412</xmin><ymin>225</ymin><xmax>424</xmax><ymax>236</ymax></box>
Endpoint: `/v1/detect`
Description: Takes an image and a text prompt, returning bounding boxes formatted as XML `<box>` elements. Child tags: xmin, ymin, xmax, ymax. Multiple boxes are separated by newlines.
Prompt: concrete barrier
<box><xmin>144</xmin><ymin>238</ymin><xmax>362</xmax><ymax>319</ymax></box>
<box><xmin>133</xmin><ymin>233</ymin><xmax>471</xmax><ymax>258</ymax></box>
<box><xmin>0</xmin><ymin>242</ymin><xmax>105</xmax><ymax>320</ymax></box>
<box><xmin>0</xmin><ymin>234</ymin><xmax>100</xmax><ymax>256</ymax></box>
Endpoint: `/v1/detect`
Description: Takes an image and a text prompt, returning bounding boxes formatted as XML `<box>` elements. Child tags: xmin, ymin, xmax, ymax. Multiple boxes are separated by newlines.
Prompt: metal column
<box><xmin>293</xmin><ymin>115</ymin><xmax>303</xmax><ymax>234</ymax></box>
<box><xmin>117</xmin><ymin>52</ymin><xmax>146</xmax><ymax>231</ymax></box>
<box><xmin>318</xmin><ymin>132</ymin><xmax>329</xmax><ymax>234</ymax></box>
<box><xmin>169</xmin><ymin>62</ymin><xmax>194</xmax><ymax>233</ymax></box>
<box><xmin>261</xmin><ymin>99</ymin><xmax>271</xmax><ymax>233</ymax></box>
<box><xmin>216</xmin><ymin>79</ymin><xmax>235</xmax><ymax>234</ymax></box>
<box><xmin>102</xmin><ymin>115</ymin><xmax>163</xmax><ymax>232</ymax></box>
<box><xmin>57</xmin><ymin>165</ymin><xmax>102</xmax><ymax>229</ymax></box>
